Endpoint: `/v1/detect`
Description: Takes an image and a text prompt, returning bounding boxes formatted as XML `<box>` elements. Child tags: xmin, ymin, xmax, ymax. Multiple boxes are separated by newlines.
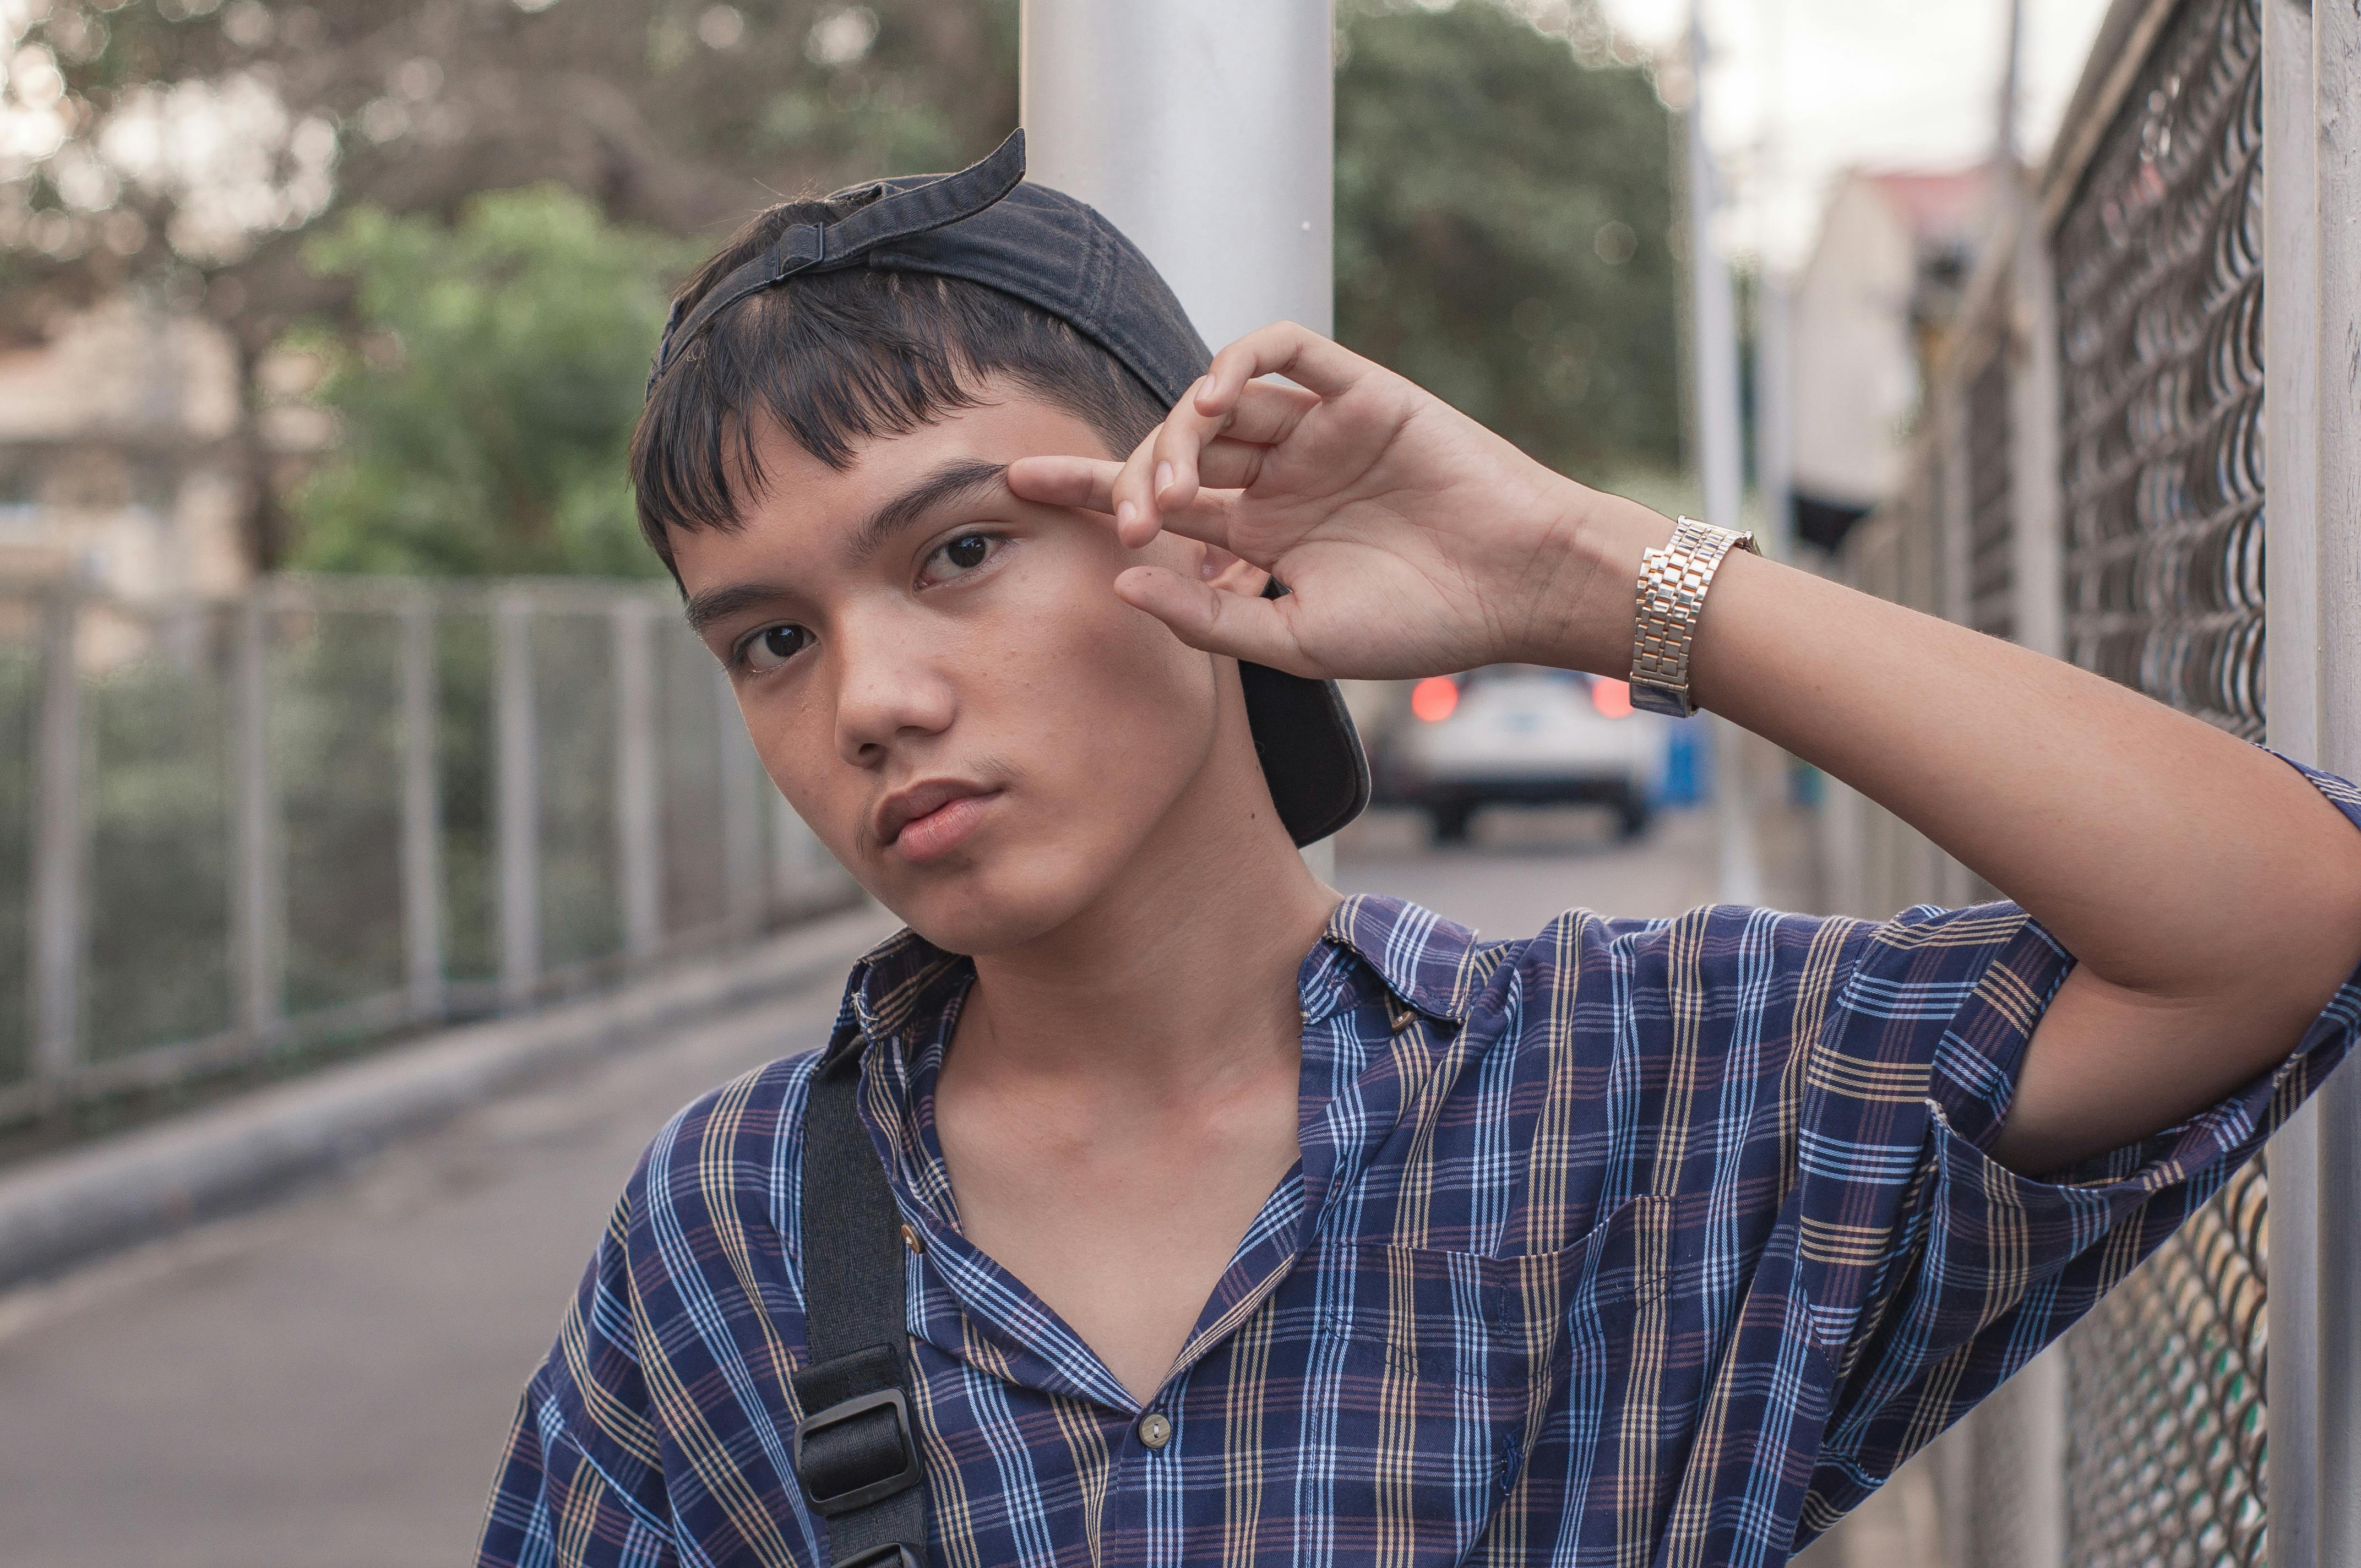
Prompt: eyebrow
<box><xmin>844</xmin><ymin>458</ymin><xmax>1009</xmax><ymax>567</ymax></box>
<box><xmin>680</xmin><ymin>458</ymin><xmax>1011</xmax><ymax>638</ymax></box>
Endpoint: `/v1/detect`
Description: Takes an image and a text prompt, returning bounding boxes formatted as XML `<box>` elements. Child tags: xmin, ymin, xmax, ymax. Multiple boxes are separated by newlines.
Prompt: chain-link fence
<box><xmin>1813</xmin><ymin>0</ymin><xmax>2314</xmax><ymax>1560</ymax></box>
<box><xmin>2051</xmin><ymin>2</ymin><xmax>2270</xmax><ymax>1561</ymax></box>
<box><xmin>0</xmin><ymin>573</ymin><xmax>858</xmax><ymax>1124</ymax></box>
<box><xmin>2055</xmin><ymin>0</ymin><xmax>2267</xmax><ymax>745</ymax></box>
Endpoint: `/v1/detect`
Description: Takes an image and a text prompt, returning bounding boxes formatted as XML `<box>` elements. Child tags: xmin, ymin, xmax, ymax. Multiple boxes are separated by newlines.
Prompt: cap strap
<box><xmin>646</xmin><ymin>128</ymin><xmax>1029</xmax><ymax>395</ymax></box>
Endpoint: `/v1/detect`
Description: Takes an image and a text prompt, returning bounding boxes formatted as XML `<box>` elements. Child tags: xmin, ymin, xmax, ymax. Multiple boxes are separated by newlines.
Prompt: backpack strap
<box><xmin>792</xmin><ymin>1044</ymin><xmax>930</xmax><ymax>1568</ymax></box>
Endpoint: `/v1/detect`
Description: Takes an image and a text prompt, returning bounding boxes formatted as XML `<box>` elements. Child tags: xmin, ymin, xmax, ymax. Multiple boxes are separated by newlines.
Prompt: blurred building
<box><xmin>1787</xmin><ymin>164</ymin><xmax>1996</xmax><ymax>554</ymax></box>
<box><xmin>0</xmin><ymin>300</ymin><xmax>303</xmax><ymax>600</ymax></box>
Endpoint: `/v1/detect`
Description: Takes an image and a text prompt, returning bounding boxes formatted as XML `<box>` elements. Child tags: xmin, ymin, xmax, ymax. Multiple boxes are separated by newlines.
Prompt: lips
<box><xmin>873</xmin><ymin>777</ymin><xmax>998</xmax><ymax>851</ymax></box>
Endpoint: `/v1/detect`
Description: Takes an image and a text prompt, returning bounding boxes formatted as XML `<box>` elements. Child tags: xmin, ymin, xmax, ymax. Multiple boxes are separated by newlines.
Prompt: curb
<box><xmin>0</xmin><ymin>904</ymin><xmax>898</xmax><ymax>1290</ymax></box>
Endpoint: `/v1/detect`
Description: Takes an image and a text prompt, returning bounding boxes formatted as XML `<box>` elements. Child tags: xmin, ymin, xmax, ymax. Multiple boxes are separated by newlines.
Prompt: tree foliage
<box><xmin>0</xmin><ymin>0</ymin><xmax>1019</xmax><ymax>563</ymax></box>
<box><xmin>287</xmin><ymin>186</ymin><xmax>694</xmax><ymax>576</ymax></box>
<box><xmin>0</xmin><ymin>0</ymin><xmax>1678</xmax><ymax>574</ymax></box>
<box><xmin>1335</xmin><ymin>1</ymin><xmax>1680</xmax><ymax>476</ymax></box>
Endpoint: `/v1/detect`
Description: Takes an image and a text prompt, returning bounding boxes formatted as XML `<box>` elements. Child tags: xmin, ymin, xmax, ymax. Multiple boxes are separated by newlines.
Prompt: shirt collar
<box><xmin>831</xmin><ymin>892</ymin><xmax>1482</xmax><ymax>1067</ymax></box>
<box><xmin>1319</xmin><ymin>894</ymin><xmax>1483</xmax><ymax>1027</ymax></box>
<box><xmin>831</xmin><ymin>894</ymin><xmax>1479</xmax><ymax>1066</ymax></box>
<box><xmin>825</xmin><ymin>924</ymin><xmax>971</xmax><ymax>1066</ymax></box>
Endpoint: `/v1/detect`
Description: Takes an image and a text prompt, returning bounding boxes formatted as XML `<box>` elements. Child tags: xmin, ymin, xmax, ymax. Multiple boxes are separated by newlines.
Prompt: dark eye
<box><xmin>920</xmin><ymin>531</ymin><xmax>1002</xmax><ymax>585</ymax></box>
<box><xmin>738</xmin><ymin>623</ymin><xmax>810</xmax><ymax>673</ymax></box>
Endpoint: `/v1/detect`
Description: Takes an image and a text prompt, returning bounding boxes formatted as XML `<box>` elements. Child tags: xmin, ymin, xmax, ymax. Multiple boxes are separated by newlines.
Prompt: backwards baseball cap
<box><xmin>646</xmin><ymin>129</ymin><xmax>1370</xmax><ymax>847</ymax></box>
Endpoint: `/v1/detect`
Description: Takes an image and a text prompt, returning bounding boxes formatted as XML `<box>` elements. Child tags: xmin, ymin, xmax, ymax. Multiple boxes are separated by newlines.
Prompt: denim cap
<box><xmin>649</xmin><ymin>128</ymin><xmax>1370</xmax><ymax>847</ymax></box>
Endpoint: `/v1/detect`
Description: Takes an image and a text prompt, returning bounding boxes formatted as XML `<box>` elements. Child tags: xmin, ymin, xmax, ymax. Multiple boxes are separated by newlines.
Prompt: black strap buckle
<box><xmin>837</xmin><ymin>1548</ymin><xmax>922</xmax><ymax>1568</ymax></box>
<box><xmin>795</xmin><ymin>1387</ymin><xmax>923</xmax><ymax>1516</ymax></box>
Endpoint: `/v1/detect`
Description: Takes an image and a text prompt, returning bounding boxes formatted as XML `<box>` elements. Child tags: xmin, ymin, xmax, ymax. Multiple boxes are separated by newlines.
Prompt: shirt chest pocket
<box><xmin>1283</xmin><ymin>1200</ymin><xmax>1662</xmax><ymax>1561</ymax></box>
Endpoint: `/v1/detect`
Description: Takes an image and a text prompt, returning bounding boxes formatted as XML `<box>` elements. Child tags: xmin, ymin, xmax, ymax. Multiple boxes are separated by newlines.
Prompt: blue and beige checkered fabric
<box><xmin>480</xmin><ymin>764</ymin><xmax>2361</xmax><ymax>1568</ymax></box>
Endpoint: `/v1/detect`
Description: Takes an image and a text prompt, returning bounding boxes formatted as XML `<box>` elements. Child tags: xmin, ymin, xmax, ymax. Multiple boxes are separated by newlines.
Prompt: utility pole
<box><xmin>1019</xmin><ymin>2</ymin><xmax>1332</xmax><ymax>357</ymax></box>
<box><xmin>1684</xmin><ymin>3</ymin><xmax>1765</xmax><ymax>905</ymax></box>
<box><xmin>1751</xmin><ymin>0</ymin><xmax>1794</xmax><ymax>564</ymax></box>
<box><xmin>1753</xmin><ymin>282</ymin><xmax>1794</xmax><ymax>564</ymax></box>
<box><xmin>1020</xmin><ymin>0</ymin><xmax>1337</xmax><ymax>871</ymax></box>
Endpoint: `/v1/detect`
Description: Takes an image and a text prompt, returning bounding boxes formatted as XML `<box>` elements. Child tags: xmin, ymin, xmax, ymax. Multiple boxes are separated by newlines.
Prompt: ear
<box><xmin>1195</xmin><ymin>542</ymin><xmax>1270</xmax><ymax>597</ymax></box>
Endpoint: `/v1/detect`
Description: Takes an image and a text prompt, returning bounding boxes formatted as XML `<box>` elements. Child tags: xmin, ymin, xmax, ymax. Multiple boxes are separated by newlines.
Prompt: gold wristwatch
<box><xmin>1628</xmin><ymin>517</ymin><xmax>1758</xmax><ymax>718</ymax></box>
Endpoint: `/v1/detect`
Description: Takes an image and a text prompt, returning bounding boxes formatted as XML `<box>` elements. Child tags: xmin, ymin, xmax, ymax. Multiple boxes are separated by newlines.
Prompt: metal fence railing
<box><xmin>2063</xmin><ymin>1158</ymin><xmax>2271</xmax><ymax>1568</ymax></box>
<box><xmin>2054</xmin><ymin>0</ymin><xmax>2267</xmax><ymax>745</ymax></box>
<box><xmin>1809</xmin><ymin>0</ymin><xmax>2361</xmax><ymax>1560</ymax></box>
<box><xmin>0</xmin><ymin>573</ymin><xmax>859</xmax><ymax>1124</ymax></box>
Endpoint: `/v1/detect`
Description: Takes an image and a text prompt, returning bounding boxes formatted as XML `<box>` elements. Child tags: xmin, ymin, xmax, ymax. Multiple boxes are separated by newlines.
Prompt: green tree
<box><xmin>0</xmin><ymin>0</ymin><xmax>1020</xmax><ymax>567</ymax></box>
<box><xmin>1336</xmin><ymin>1</ymin><xmax>1680</xmax><ymax>478</ymax></box>
<box><xmin>287</xmin><ymin>187</ymin><xmax>695</xmax><ymax>577</ymax></box>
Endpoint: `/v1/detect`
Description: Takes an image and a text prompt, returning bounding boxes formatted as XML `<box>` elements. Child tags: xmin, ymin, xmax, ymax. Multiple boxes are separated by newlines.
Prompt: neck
<box><xmin>953</xmin><ymin>702</ymin><xmax>1337</xmax><ymax>1101</ymax></box>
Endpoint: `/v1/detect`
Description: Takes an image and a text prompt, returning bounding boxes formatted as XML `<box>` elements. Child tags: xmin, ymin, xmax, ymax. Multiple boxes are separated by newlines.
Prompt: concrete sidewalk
<box><xmin>0</xmin><ymin>937</ymin><xmax>874</xmax><ymax>1568</ymax></box>
<box><xmin>0</xmin><ymin>905</ymin><xmax>894</xmax><ymax>1289</ymax></box>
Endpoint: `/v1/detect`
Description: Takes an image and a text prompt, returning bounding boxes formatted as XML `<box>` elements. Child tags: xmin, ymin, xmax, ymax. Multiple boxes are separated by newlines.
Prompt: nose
<box><xmin>832</xmin><ymin>610</ymin><xmax>957</xmax><ymax>769</ymax></box>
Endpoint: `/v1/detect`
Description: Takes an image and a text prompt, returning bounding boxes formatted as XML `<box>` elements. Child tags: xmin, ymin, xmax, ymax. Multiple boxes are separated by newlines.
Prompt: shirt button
<box><xmin>1136</xmin><ymin>1412</ymin><xmax>1173</xmax><ymax>1450</ymax></box>
<box><xmin>900</xmin><ymin>1222</ymin><xmax>925</xmax><ymax>1255</ymax></box>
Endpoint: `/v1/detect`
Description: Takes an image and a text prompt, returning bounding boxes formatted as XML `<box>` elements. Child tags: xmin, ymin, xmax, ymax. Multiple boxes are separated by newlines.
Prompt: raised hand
<box><xmin>1004</xmin><ymin>321</ymin><xmax>1661</xmax><ymax>682</ymax></box>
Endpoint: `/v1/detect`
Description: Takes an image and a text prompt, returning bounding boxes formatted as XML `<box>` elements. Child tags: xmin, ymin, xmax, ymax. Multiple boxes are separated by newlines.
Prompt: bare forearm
<box><xmin>1545</xmin><ymin>491</ymin><xmax>2354</xmax><ymax>987</ymax></box>
<box><xmin>1542</xmin><ymin>489</ymin><xmax>2361</xmax><ymax>1164</ymax></box>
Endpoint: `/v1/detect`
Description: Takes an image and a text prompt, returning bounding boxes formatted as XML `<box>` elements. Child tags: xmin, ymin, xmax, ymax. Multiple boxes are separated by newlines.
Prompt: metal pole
<box><xmin>2010</xmin><ymin>222</ymin><xmax>2066</xmax><ymax>663</ymax></box>
<box><xmin>769</xmin><ymin>790</ymin><xmax>807</xmax><ymax>916</ymax></box>
<box><xmin>231</xmin><ymin>592</ymin><xmax>280</xmax><ymax>1047</ymax></box>
<box><xmin>494</xmin><ymin>595</ymin><xmax>541</xmax><ymax>1009</ymax></box>
<box><xmin>2275</xmin><ymin>1</ymin><xmax>2361</xmax><ymax>1561</ymax></box>
<box><xmin>717</xmin><ymin>667</ymin><xmax>766</xmax><ymax>932</ymax></box>
<box><xmin>1753</xmin><ymin>274</ymin><xmax>1795</xmax><ymax>563</ymax></box>
<box><xmin>1997</xmin><ymin>0</ymin><xmax>2024</xmax><ymax>171</ymax></box>
<box><xmin>1997</xmin><ymin>177</ymin><xmax>2068</xmax><ymax>1568</ymax></box>
<box><xmin>1936</xmin><ymin>385</ymin><xmax>1972</xmax><ymax>635</ymax></box>
<box><xmin>1022</xmin><ymin>0</ymin><xmax>1337</xmax><ymax>876</ymax></box>
<box><xmin>1020</xmin><ymin>0</ymin><xmax>1332</xmax><ymax>352</ymax></box>
<box><xmin>1684</xmin><ymin>6</ymin><xmax>1764</xmax><ymax>907</ymax></box>
<box><xmin>398</xmin><ymin>594</ymin><xmax>446</xmax><ymax>1019</ymax></box>
<box><xmin>612</xmin><ymin>600</ymin><xmax>662</xmax><ymax>964</ymax></box>
<box><xmin>30</xmin><ymin>589</ymin><xmax>82</xmax><ymax>1104</ymax></box>
<box><xmin>2264</xmin><ymin>6</ymin><xmax>2326</xmax><ymax>1564</ymax></box>
<box><xmin>1932</xmin><ymin>388</ymin><xmax>1985</xmax><ymax>910</ymax></box>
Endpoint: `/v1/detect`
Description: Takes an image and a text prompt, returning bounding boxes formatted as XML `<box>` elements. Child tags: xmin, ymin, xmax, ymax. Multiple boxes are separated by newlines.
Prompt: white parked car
<box><xmin>1378</xmin><ymin>666</ymin><xmax>1667</xmax><ymax>845</ymax></box>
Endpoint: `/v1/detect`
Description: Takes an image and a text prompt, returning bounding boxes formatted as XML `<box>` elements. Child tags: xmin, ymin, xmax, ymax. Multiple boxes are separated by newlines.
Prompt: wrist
<box><xmin>1507</xmin><ymin>485</ymin><xmax>1675</xmax><ymax>676</ymax></box>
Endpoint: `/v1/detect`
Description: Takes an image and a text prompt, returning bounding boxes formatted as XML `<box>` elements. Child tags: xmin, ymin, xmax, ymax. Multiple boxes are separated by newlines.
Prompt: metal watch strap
<box><xmin>1629</xmin><ymin>517</ymin><xmax>1759</xmax><ymax>718</ymax></box>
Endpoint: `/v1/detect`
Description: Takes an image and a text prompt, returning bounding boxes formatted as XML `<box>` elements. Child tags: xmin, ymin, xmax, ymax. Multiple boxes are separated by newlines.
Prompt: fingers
<box><xmin>1115</xmin><ymin>374</ymin><xmax>1323</xmax><ymax>538</ymax></box>
<box><xmin>1217</xmin><ymin>380</ymin><xmax>1320</xmax><ymax>445</ymax></box>
<box><xmin>1194</xmin><ymin>322</ymin><xmax>1375</xmax><ymax>417</ymax></box>
<box><xmin>1006</xmin><ymin>454</ymin><xmax>1117</xmax><ymax>513</ymax></box>
<box><xmin>1013</xmin><ymin>340</ymin><xmax>1328</xmax><ymax>547</ymax></box>
<box><xmin>1004</xmin><ymin>453</ymin><xmax>1249</xmax><ymax>554</ymax></box>
<box><xmin>1114</xmin><ymin>566</ymin><xmax>1307</xmax><ymax>672</ymax></box>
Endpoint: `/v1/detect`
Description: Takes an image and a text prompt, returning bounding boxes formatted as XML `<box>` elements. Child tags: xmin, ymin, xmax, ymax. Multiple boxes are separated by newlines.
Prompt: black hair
<box><xmin>630</xmin><ymin>190</ymin><xmax>1168</xmax><ymax>568</ymax></box>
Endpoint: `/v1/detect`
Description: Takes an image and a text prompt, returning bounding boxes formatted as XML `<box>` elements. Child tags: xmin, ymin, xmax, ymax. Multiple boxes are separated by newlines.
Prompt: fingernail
<box><xmin>1200</xmin><ymin>557</ymin><xmax>1220</xmax><ymax>580</ymax></box>
<box><xmin>1116</xmin><ymin>500</ymin><xmax>1138</xmax><ymax>531</ymax></box>
<box><xmin>1155</xmin><ymin>461</ymin><xmax>1174</xmax><ymax>498</ymax></box>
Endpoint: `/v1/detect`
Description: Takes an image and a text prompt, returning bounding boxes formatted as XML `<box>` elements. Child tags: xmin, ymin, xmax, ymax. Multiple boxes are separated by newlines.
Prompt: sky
<box><xmin>1593</xmin><ymin>0</ymin><xmax>2115</xmax><ymax>269</ymax></box>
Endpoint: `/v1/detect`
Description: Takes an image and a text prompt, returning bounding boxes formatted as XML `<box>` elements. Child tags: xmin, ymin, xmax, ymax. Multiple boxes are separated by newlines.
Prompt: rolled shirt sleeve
<box><xmin>1797</xmin><ymin>756</ymin><xmax>2361</xmax><ymax>1522</ymax></box>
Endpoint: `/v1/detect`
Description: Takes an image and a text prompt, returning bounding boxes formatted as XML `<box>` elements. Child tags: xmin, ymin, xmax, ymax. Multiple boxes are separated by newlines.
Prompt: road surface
<box><xmin>0</xmin><ymin>801</ymin><xmax>1870</xmax><ymax>1567</ymax></box>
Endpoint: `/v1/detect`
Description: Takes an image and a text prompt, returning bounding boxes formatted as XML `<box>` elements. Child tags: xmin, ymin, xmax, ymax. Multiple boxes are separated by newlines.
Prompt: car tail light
<box><xmin>1411</xmin><ymin>675</ymin><xmax>1459</xmax><ymax>723</ymax></box>
<box><xmin>1591</xmin><ymin>678</ymin><xmax>1634</xmax><ymax>718</ymax></box>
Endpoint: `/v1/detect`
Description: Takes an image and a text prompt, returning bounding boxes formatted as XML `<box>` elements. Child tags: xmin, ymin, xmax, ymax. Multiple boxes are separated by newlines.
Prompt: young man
<box><xmin>479</xmin><ymin>134</ymin><xmax>2361</xmax><ymax>1567</ymax></box>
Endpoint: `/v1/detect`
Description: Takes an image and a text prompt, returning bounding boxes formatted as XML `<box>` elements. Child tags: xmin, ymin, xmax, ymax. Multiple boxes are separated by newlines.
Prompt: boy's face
<box><xmin>670</xmin><ymin>386</ymin><xmax>1254</xmax><ymax>954</ymax></box>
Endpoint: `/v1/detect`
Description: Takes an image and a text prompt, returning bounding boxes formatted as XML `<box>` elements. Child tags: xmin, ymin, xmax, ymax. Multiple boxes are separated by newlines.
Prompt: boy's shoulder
<box><xmin>618</xmin><ymin>922</ymin><xmax>945</xmax><ymax>1222</ymax></box>
<box><xmin>619</xmin><ymin>1045</ymin><xmax>829</xmax><ymax>1234</ymax></box>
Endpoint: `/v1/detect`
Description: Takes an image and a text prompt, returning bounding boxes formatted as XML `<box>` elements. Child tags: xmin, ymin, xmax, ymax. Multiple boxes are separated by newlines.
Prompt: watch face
<box><xmin>1629</xmin><ymin>679</ymin><xmax>1691</xmax><ymax>718</ymax></box>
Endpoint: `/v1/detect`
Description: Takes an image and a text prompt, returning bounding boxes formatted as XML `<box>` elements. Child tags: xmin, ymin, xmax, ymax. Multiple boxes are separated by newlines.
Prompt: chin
<box><xmin>868</xmin><ymin>829</ymin><xmax>1131</xmax><ymax>957</ymax></box>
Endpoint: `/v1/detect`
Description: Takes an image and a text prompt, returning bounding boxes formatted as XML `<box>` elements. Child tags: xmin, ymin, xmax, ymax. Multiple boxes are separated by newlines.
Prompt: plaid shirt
<box><xmin>481</xmin><ymin>763</ymin><xmax>2361</xmax><ymax>1568</ymax></box>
